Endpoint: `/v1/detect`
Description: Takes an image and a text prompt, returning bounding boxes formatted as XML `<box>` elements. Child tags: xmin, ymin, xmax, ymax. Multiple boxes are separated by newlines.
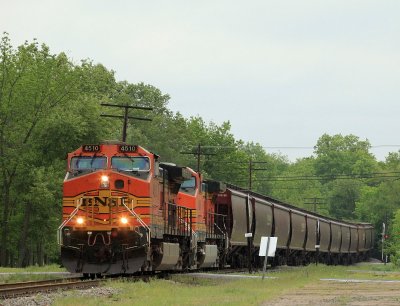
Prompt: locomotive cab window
<box><xmin>70</xmin><ymin>156</ymin><xmax>107</xmax><ymax>171</ymax></box>
<box><xmin>180</xmin><ymin>176</ymin><xmax>196</xmax><ymax>195</ymax></box>
<box><xmin>67</xmin><ymin>156</ymin><xmax>107</xmax><ymax>179</ymax></box>
<box><xmin>112</xmin><ymin>156</ymin><xmax>150</xmax><ymax>179</ymax></box>
<box><xmin>112</xmin><ymin>156</ymin><xmax>150</xmax><ymax>171</ymax></box>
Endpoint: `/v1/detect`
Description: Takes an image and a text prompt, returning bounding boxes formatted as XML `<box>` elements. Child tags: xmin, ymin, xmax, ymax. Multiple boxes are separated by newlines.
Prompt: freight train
<box><xmin>58</xmin><ymin>141</ymin><xmax>374</xmax><ymax>276</ymax></box>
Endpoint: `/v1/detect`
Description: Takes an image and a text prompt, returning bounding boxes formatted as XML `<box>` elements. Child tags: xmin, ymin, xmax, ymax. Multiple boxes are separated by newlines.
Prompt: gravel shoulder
<box><xmin>265</xmin><ymin>280</ymin><xmax>400</xmax><ymax>306</ymax></box>
<box><xmin>0</xmin><ymin>286</ymin><xmax>119</xmax><ymax>306</ymax></box>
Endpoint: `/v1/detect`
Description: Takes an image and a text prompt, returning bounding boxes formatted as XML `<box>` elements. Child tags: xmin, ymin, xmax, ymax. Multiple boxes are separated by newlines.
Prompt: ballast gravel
<box><xmin>1</xmin><ymin>286</ymin><xmax>120</xmax><ymax>306</ymax></box>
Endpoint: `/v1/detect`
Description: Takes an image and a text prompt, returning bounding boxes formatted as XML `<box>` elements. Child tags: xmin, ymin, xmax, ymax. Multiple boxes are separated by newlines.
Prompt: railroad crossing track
<box><xmin>0</xmin><ymin>277</ymin><xmax>103</xmax><ymax>299</ymax></box>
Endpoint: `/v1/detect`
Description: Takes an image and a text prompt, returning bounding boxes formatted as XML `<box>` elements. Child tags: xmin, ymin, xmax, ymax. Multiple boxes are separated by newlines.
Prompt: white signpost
<box><xmin>259</xmin><ymin>236</ymin><xmax>278</xmax><ymax>280</ymax></box>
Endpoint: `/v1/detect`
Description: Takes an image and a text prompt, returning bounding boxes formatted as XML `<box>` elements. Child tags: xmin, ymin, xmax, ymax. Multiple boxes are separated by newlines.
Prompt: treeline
<box><xmin>0</xmin><ymin>34</ymin><xmax>398</xmax><ymax>267</ymax></box>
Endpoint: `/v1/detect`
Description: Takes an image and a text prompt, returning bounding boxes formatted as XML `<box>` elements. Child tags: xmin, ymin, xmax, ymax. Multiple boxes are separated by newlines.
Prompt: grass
<box><xmin>0</xmin><ymin>264</ymin><xmax>67</xmax><ymax>283</ymax></box>
<box><xmin>355</xmin><ymin>261</ymin><xmax>399</xmax><ymax>271</ymax></box>
<box><xmin>0</xmin><ymin>273</ymin><xmax>64</xmax><ymax>283</ymax></box>
<box><xmin>3</xmin><ymin>263</ymin><xmax>400</xmax><ymax>305</ymax></box>
<box><xmin>0</xmin><ymin>264</ymin><xmax>66</xmax><ymax>273</ymax></box>
<box><xmin>52</xmin><ymin>263</ymin><xmax>400</xmax><ymax>306</ymax></box>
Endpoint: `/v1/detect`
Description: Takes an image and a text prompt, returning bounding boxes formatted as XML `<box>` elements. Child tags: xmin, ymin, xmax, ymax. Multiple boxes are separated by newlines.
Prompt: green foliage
<box><xmin>356</xmin><ymin>152</ymin><xmax>400</xmax><ymax>245</ymax></box>
<box><xmin>0</xmin><ymin>33</ymin><xmax>115</xmax><ymax>266</ymax></box>
<box><xmin>313</xmin><ymin>134</ymin><xmax>377</xmax><ymax>220</ymax></box>
<box><xmin>270</xmin><ymin>157</ymin><xmax>324</xmax><ymax>211</ymax></box>
<box><xmin>387</xmin><ymin>209</ymin><xmax>400</xmax><ymax>266</ymax></box>
<box><xmin>314</xmin><ymin>134</ymin><xmax>375</xmax><ymax>178</ymax></box>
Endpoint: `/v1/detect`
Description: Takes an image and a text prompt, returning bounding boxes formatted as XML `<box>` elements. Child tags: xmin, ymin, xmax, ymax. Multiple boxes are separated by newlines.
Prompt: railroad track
<box><xmin>0</xmin><ymin>269</ymin><xmax>241</xmax><ymax>300</ymax></box>
<box><xmin>0</xmin><ymin>277</ymin><xmax>103</xmax><ymax>299</ymax></box>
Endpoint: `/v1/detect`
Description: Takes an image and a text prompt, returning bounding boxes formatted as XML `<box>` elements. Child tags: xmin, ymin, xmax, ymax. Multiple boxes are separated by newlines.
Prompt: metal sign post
<box><xmin>259</xmin><ymin>236</ymin><xmax>278</xmax><ymax>280</ymax></box>
<box><xmin>262</xmin><ymin>238</ymin><xmax>270</xmax><ymax>280</ymax></box>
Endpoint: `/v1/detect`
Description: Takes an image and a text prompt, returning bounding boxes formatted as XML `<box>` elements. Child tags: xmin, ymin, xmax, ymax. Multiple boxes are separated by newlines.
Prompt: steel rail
<box><xmin>0</xmin><ymin>277</ymin><xmax>100</xmax><ymax>299</ymax></box>
<box><xmin>0</xmin><ymin>273</ymin><xmax>157</xmax><ymax>299</ymax></box>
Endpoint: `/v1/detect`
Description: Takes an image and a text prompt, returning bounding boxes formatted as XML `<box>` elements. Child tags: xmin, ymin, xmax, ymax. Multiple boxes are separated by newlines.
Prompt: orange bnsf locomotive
<box><xmin>58</xmin><ymin>141</ymin><xmax>226</xmax><ymax>275</ymax></box>
<box><xmin>59</xmin><ymin>141</ymin><xmax>374</xmax><ymax>276</ymax></box>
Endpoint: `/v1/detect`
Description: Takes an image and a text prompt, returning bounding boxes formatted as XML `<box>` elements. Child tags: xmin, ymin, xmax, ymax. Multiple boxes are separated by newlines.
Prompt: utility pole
<box><xmin>248</xmin><ymin>160</ymin><xmax>268</xmax><ymax>191</ymax></box>
<box><xmin>180</xmin><ymin>144</ymin><xmax>216</xmax><ymax>173</ymax></box>
<box><xmin>382</xmin><ymin>211</ymin><xmax>388</xmax><ymax>264</ymax></box>
<box><xmin>245</xmin><ymin>194</ymin><xmax>252</xmax><ymax>273</ymax></box>
<box><xmin>245</xmin><ymin>160</ymin><xmax>268</xmax><ymax>273</ymax></box>
<box><xmin>100</xmin><ymin>103</ymin><xmax>153</xmax><ymax>142</ymax></box>
<box><xmin>304</xmin><ymin>197</ymin><xmax>325</xmax><ymax>213</ymax></box>
<box><xmin>249</xmin><ymin>159</ymin><xmax>252</xmax><ymax>191</ymax></box>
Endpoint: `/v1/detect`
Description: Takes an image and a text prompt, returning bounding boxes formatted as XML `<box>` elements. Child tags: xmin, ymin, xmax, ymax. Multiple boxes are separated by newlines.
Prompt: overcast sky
<box><xmin>1</xmin><ymin>1</ymin><xmax>399</xmax><ymax>161</ymax></box>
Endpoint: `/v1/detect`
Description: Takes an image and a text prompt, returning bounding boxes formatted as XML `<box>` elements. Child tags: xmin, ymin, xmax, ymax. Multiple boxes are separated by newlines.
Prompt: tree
<box><xmin>313</xmin><ymin>134</ymin><xmax>377</xmax><ymax>219</ymax></box>
<box><xmin>314</xmin><ymin>134</ymin><xmax>376</xmax><ymax>179</ymax></box>
<box><xmin>270</xmin><ymin>157</ymin><xmax>325</xmax><ymax>212</ymax></box>
<box><xmin>355</xmin><ymin>151</ymin><xmax>400</xmax><ymax>246</ymax></box>
<box><xmin>386</xmin><ymin>209</ymin><xmax>400</xmax><ymax>266</ymax></box>
<box><xmin>0</xmin><ymin>33</ymin><xmax>116</xmax><ymax>266</ymax></box>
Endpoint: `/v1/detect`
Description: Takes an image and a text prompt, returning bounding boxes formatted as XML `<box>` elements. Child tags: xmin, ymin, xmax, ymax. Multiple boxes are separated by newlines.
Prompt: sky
<box><xmin>1</xmin><ymin>1</ymin><xmax>399</xmax><ymax>161</ymax></box>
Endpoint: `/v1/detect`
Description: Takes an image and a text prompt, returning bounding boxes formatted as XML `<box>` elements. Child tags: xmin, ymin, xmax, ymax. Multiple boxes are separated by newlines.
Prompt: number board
<box><xmin>82</xmin><ymin>144</ymin><xmax>101</xmax><ymax>152</ymax></box>
<box><xmin>119</xmin><ymin>145</ymin><xmax>137</xmax><ymax>153</ymax></box>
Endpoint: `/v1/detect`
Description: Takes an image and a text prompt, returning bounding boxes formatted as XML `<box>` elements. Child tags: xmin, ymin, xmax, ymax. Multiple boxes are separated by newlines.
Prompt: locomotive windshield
<box><xmin>180</xmin><ymin>177</ymin><xmax>195</xmax><ymax>189</ymax></box>
<box><xmin>70</xmin><ymin>156</ymin><xmax>107</xmax><ymax>170</ymax></box>
<box><xmin>179</xmin><ymin>176</ymin><xmax>196</xmax><ymax>195</ymax></box>
<box><xmin>111</xmin><ymin>156</ymin><xmax>150</xmax><ymax>171</ymax></box>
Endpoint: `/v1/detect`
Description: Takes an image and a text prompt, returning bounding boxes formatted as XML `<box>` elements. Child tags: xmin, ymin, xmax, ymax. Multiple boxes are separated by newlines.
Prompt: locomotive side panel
<box><xmin>273</xmin><ymin>205</ymin><xmax>290</xmax><ymax>248</ymax></box>
<box><xmin>253</xmin><ymin>198</ymin><xmax>273</xmax><ymax>247</ymax></box>
<box><xmin>176</xmin><ymin>170</ymin><xmax>207</xmax><ymax>240</ymax></box>
<box><xmin>289</xmin><ymin>211</ymin><xmax>306</xmax><ymax>250</ymax></box>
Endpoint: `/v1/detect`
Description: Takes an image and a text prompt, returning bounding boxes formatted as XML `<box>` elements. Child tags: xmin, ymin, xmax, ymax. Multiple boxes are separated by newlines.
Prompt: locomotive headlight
<box><xmin>76</xmin><ymin>217</ymin><xmax>84</xmax><ymax>225</ymax></box>
<box><xmin>100</xmin><ymin>175</ymin><xmax>109</xmax><ymax>188</ymax></box>
<box><xmin>120</xmin><ymin>217</ymin><xmax>128</xmax><ymax>224</ymax></box>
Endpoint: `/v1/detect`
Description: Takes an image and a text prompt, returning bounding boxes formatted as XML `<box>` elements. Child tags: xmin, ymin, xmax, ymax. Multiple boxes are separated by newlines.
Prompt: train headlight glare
<box><xmin>77</xmin><ymin>217</ymin><xmax>84</xmax><ymax>225</ymax></box>
<box><xmin>100</xmin><ymin>175</ymin><xmax>109</xmax><ymax>188</ymax></box>
<box><xmin>121</xmin><ymin>217</ymin><xmax>128</xmax><ymax>224</ymax></box>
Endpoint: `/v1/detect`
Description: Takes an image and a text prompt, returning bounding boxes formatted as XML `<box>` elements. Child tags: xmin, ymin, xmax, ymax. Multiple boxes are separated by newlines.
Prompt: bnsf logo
<box><xmin>81</xmin><ymin>197</ymin><xmax>124</xmax><ymax>207</ymax></box>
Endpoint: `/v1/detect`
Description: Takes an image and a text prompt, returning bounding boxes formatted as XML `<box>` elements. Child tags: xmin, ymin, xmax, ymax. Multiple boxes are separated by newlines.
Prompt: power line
<box><xmin>213</xmin><ymin>171</ymin><xmax>400</xmax><ymax>180</ymax></box>
<box><xmin>180</xmin><ymin>144</ymin><xmax>216</xmax><ymax>173</ymax></box>
<box><xmin>252</xmin><ymin>175</ymin><xmax>400</xmax><ymax>182</ymax></box>
<box><xmin>261</xmin><ymin>145</ymin><xmax>400</xmax><ymax>150</ymax></box>
<box><xmin>304</xmin><ymin>197</ymin><xmax>326</xmax><ymax>213</ymax></box>
<box><xmin>214</xmin><ymin>173</ymin><xmax>400</xmax><ymax>185</ymax></box>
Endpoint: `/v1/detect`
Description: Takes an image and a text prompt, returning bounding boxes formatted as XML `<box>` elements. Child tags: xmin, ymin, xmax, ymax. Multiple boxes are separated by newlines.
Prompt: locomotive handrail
<box><xmin>180</xmin><ymin>216</ymin><xmax>196</xmax><ymax>239</ymax></box>
<box><xmin>207</xmin><ymin>211</ymin><xmax>227</xmax><ymax>238</ymax></box>
<box><xmin>122</xmin><ymin>199</ymin><xmax>151</xmax><ymax>247</ymax></box>
<box><xmin>165</xmin><ymin>203</ymin><xmax>194</xmax><ymax>237</ymax></box>
<box><xmin>57</xmin><ymin>198</ymin><xmax>83</xmax><ymax>246</ymax></box>
<box><xmin>213</xmin><ymin>223</ymin><xmax>225</xmax><ymax>236</ymax></box>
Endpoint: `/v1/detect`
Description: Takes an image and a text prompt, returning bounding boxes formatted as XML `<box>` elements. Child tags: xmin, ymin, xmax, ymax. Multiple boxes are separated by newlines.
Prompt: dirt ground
<box><xmin>265</xmin><ymin>280</ymin><xmax>400</xmax><ymax>306</ymax></box>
